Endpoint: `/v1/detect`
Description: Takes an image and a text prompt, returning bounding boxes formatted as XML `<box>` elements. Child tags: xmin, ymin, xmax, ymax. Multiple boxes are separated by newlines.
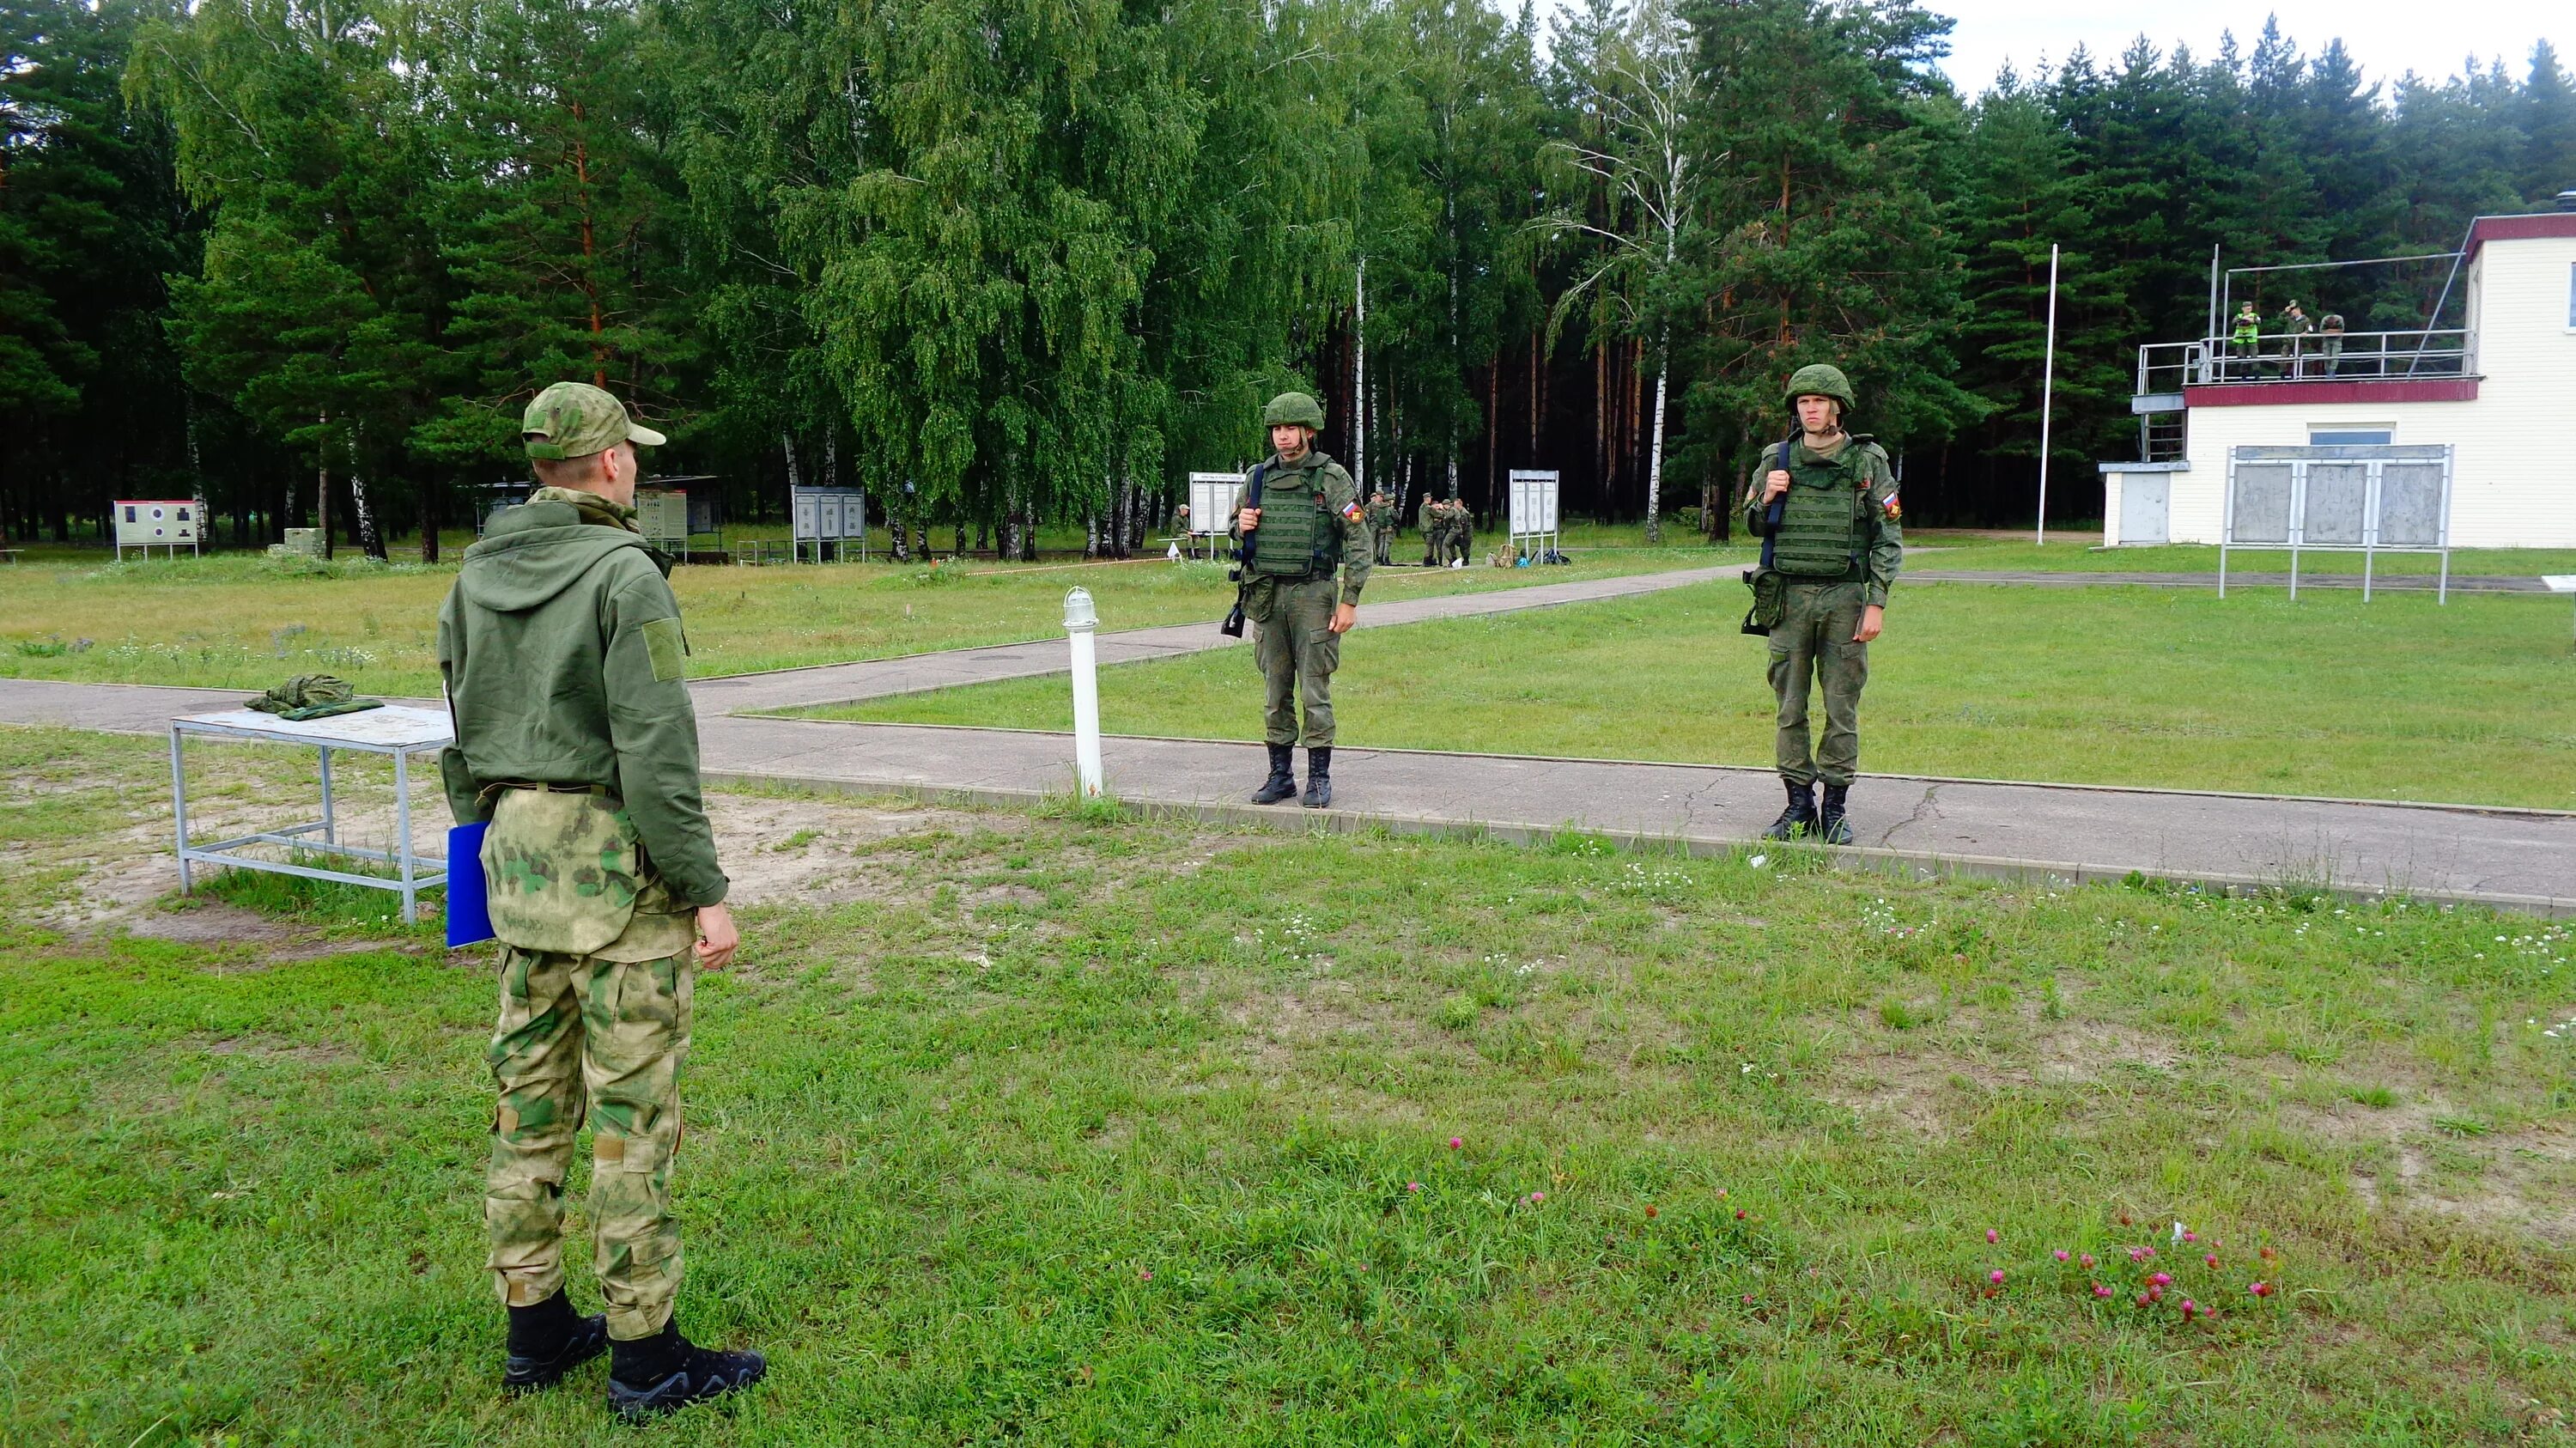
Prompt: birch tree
<box><xmin>1540</xmin><ymin>0</ymin><xmax>1694</xmax><ymax>540</ymax></box>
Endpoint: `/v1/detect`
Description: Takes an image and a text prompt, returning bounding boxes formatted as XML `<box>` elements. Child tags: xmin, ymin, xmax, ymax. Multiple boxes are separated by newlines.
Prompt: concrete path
<box><xmin>690</xmin><ymin>563</ymin><xmax>1739</xmax><ymax>712</ymax></box>
<box><xmin>11</xmin><ymin>675</ymin><xmax>2573</xmax><ymax>914</ymax></box>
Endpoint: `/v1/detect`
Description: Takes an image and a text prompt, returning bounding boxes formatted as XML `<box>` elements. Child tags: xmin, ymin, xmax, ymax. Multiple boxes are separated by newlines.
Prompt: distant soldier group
<box><xmin>1418</xmin><ymin>496</ymin><xmax>1475</xmax><ymax>568</ymax></box>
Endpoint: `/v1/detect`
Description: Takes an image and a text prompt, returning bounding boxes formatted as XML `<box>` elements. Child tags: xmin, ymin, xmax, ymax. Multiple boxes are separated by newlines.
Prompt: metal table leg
<box><xmin>319</xmin><ymin>745</ymin><xmax>337</xmax><ymax>846</ymax></box>
<box><xmin>171</xmin><ymin>727</ymin><xmax>192</xmax><ymax>894</ymax></box>
<box><xmin>395</xmin><ymin>745</ymin><xmax>416</xmax><ymax>924</ymax></box>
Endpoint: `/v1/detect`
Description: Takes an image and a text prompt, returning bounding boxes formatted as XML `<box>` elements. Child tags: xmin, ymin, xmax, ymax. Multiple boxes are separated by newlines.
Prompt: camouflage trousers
<box><xmin>1250</xmin><ymin>574</ymin><xmax>1342</xmax><ymax>747</ymax></box>
<box><xmin>1766</xmin><ymin>578</ymin><xmax>1870</xmax><ymax>788</ymax></box>
<box><xmin>485</xmin><ymin>945</ymin><xmax>693</xmax><ymax>1340</ymax></box>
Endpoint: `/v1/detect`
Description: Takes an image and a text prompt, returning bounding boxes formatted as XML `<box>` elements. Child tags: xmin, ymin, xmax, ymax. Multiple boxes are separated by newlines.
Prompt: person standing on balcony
<box><xmin>2318</xmin><ymin>313</ymin><xmax>2346</xmax><ymax>377</ymax></box>
<box><xmin>2229</xmin><ymin>303</ymin><xmax>2261</xmax><ymax>380</ymax></box>
<box><xmin>2277</xmin><ymin>301</ymin><xmax>2315</xmax><ymax>377</ymax></box>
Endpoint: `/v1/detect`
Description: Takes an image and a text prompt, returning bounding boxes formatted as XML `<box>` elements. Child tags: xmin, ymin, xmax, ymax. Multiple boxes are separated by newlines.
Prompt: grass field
<box><xmin>823</xmin><ymin>580</ymin><xmax>2576</xmax><ymax>810</ymax></box>
<box><xmin>1898</xmin><ymin>533</ymin><xmax>2576</xmax><ymax>578</ymax></box>
<box><xmin>0</xmin><ymin>545</ymin><xmax>1739</xmax><ymax>701</ymax></box>
<box><xmin>3</xmin><ymin>726</ymin><xmax>2572</xmax><ymax>1445</ymax></box>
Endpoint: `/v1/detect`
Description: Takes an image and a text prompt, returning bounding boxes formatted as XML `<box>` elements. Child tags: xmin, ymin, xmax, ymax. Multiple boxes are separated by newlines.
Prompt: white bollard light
<box><xmin>1064</xmin><ymin>587</ymin><xmax>1103</xmax><ymax>798</ymax></box>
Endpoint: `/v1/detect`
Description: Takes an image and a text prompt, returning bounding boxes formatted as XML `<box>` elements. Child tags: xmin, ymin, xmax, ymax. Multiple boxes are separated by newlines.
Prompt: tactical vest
<box><xmin>1771</xmin><ymin>446</ymin><xmax>1870</xmax><ymax>578</ymax></box>
<box><xmin>1249</xmin><ymin>461</ymin><xmax>1340</xmax><ymax>578</ymax></box>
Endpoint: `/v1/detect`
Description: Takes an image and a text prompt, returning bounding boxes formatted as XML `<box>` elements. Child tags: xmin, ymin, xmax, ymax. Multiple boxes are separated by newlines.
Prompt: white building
<box><xmin>2102</xmin><ymin>207</ymin><xmax>2576</xmax><ymax>549</ymax></box>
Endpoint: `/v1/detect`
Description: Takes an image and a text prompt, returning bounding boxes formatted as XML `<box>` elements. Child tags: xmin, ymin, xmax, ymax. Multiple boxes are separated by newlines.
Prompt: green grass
<box><xmin>1903</xmin><ymin>532</ymin><xmax>2576</xmax><ymax>578</ymax></box>
<box><xmin>0</xmin><ymin>545</ymin><xmax>1736</xmax><ymax>700</ymax></box>
<box><xmin>3</xmin><ymin>729</ymin><xmax>2573</xmax><ymax>1444</ymax></box>
<box><xmin>822</xmin><ymin>580</ymin><xmax>2576</xmax><ymax>809</ymax></box>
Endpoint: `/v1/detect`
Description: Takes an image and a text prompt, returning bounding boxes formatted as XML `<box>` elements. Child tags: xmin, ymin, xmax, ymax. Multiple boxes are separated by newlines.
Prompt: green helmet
<box><xmin>1261</xmin><ymin>392</ymin><xmax>1326</xmax><ymax>429</ymax></box>
<box><xmin>1783</xmin><ymin>363</ymin><xmax>1856</xmax><ymax>415</ymax></box>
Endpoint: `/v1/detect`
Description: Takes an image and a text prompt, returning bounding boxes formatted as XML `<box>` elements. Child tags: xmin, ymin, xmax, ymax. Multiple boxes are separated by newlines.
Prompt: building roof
<box><xmin>2466</xmin><ymin>211</ymin><xmax>2576</xmax><ymax>258</ymax></box>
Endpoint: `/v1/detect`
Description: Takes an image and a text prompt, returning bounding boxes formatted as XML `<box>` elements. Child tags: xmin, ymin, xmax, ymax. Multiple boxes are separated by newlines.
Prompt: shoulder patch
<box><xmin>641</xmin><ymin>617</ymin><xmax>688</xmax><ymax>683</ymax></box>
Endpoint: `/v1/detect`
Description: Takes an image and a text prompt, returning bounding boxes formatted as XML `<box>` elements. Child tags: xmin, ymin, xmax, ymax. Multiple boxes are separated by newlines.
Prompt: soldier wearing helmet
<box><xmin>1741</xmin><ymin>362</ymin><xmax>1903</xmax><ymax>845</ymax></box>
<box><xmin>1231</xmin><ymin>390</ymin><xmax>1371</xmax><ymax>808</ymax></box>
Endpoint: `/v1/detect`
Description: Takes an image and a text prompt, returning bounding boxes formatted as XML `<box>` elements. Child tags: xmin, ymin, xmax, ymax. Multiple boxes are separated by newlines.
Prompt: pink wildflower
<box><xmin>1449</xmin><ymin>1136</ymin><xmax>1462</xmax><ymax>1150</ymax></box>
<box><xmin>2080</xmin><ymin>1254</ymin><xmax>2096</xmax><ymax>1269</ymax></box>
<box><xmin>2250</xmin><ymin>1281</ymin><xmax>2273</xmax><ymax>1298</ymax></box>
<box><xmin>2180</xmin><ymin>1299</ymin><xmax>2197</xmax><ymax>1319</ymax></box>
<box><xmin>2149</xmin><ymin>1272</ymin><xmax>2172</xmax><ymax>1287</ymax></box>
<box><xmin>2135</xmin><ymin>1292</ymin><xmax>2152</xmax><ymax>1307</ymax></box>
<box><xmin>1986</xmin><ymin>1228</ymin><xmax>2000</xmax><ymax>1244</ymax></box>
<box><xmin>2053</xmin><ymin>1250</ymin><xmax>2070</xmax><ymax>1262</ymax></box>
<box><xmin>2206</xmin><ymin>1254</ymin><xmax>2220</xmax><ymax>1269</ymax></box>
<box><xmin>1989</xmin><ymin>1269</ymin><xmax>2006</xmax><ymax>1285</ymax></box>
<box><xmin>2093</xmin><ymin>1283</ymin><xmax>2113</xmax><ymax>1299</ymax></box>
<box><xmin>1138</xmin><ymin>1269</ymin><xmax>1152</xmax><ymax>1281</ymax></box>
<box><xmin>1528</xmin><ymin>1190</ymin><xmax>1546</xmax><ymax>1205</ymax></box>
<box><xmin>1406</xmin><ymin>1182</ymin><xmax>1423</xmax><ymax>1193</ymax></box>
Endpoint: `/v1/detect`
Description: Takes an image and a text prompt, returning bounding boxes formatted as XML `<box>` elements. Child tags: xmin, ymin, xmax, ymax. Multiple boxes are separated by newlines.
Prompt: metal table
<box><xmin>170</xmin><ymin>704</ymin><xmax>453</xmax><ymax>923</ymax></box>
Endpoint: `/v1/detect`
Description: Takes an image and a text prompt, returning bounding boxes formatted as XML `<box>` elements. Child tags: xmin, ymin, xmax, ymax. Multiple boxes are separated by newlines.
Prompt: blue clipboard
<box><xmin>446</xmin><ymin>821</ymin><xmax>495</xmax><ymax>948</ymax></box>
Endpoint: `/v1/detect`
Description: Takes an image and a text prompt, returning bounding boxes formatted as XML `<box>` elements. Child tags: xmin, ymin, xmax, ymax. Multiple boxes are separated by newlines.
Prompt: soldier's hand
<box><xmin>696</xmin><ymin>902</ymin><xmax>740</xmax><ymax>970</ymax></box>
<box><xmin>1238</xmin><ymin>507</ymin><xmax>1261</xmax><ymax>530</ymax></box>
<box><xmin>1853</xmin><ymin>605</ymin><xmax>1884</xmax><ymax>643</ymax></box>
<box><xmin>1763</xmin><ymin>471</ymin><xmax>1791</xmax><ymax>503</ymax></box>
<box><xmin>1328</xmin><ymin>602</ymin><xmax>1358</xmax><ymax>635</ymax></box>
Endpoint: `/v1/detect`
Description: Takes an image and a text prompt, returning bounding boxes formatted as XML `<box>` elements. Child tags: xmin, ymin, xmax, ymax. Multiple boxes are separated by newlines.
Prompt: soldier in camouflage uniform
<box><xmin>1230</xmin><ymin>392</ymin><xmax>1370</xmax><ymax>808</ymax></box>
<box><xmin>1741</xmin><ymin>363</ymin><xmax>1902</xmax><ymax>846</ymax></box>
<box><xmin>438</xmin><ymin>381</ymin><xmax>767</xmax><ymax>1420</ymax></box>
<box><xmin>1447</xmin><ymin>499</ymin><xmax>1476</xmax><ymax>566</ymax></box>
<box><xmin>1366</xmin><ymin>491</ymin><xmax>1396</xmax><ymax>565</ymax></box>
<box><xmin>1417</xmin><ymin>494</ymin><xmax>1441</xmax><ymax>566</ymax></box>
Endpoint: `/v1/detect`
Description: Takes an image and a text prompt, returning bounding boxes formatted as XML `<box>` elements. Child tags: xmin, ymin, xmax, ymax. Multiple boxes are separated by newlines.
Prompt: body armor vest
<box><xmin>1771</xmin><ymin>448</ymin><xmax>1868</xmax><ymax>578</ymax></box>
<box><xmin>1248</xmin><ymin>461</ymin><xmax>1339</xmax><ymax>578</ymax></box>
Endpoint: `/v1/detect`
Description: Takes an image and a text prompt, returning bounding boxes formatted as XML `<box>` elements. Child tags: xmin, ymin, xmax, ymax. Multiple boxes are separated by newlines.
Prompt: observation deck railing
<box><xmin>2135</xmin><ymin>329</ymin><xmax>2471</xmax><ymax>395</ymax></box>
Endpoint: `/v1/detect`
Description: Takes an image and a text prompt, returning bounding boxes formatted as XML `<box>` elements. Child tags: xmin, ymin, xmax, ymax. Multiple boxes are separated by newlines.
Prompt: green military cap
<box><xmin>1262</xmin><ymin>392</ymin><xmax>1326</xmax><ymax>429</ymax></box>
<box><xmin>1783</xmin><ymin>363</ymin><xmax>1856</xmax><ymax>414</ymax></box>
<box><xmin>522</xmin><ymin>381</ymin><xmax>667</xmax><ymax>461</ymax></box>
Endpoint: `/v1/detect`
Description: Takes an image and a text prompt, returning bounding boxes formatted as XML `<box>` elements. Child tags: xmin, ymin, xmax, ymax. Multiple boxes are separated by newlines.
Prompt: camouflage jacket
<box><xmin>437</xmin><ymin>487</ymin><xmax>727</xmax><ymax>907</ymax></box>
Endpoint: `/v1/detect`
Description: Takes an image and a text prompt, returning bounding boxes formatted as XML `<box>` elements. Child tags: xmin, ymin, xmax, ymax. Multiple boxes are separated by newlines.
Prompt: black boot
<box><xmin>501</xmin><ymin>1288</ymin><xmax>609</xmax><ymax>1393</ymax></box>
<box><xmin>1250</xmin><ymin>743</ymin><xmax>1297</xmax><ymax>804</ymax></box>
<box><xmin>1819</xmin><ymin>782</ymin><xmax>1853</xmax><ymax>845</ymax></box>
<box><xmin>1302</xmin><ymin>747</ymin><xmax>1333</xmax><ymax>809</ymax></box>
<box><xmin>607</xmin><ymin>1318</ymin><xmax>768</xmax><ymax>1421</ymax></box>
<box><xmin>1761</xmin><ymin>779</ymin><xmax>1817</xmax><ymax>841</ymax></box>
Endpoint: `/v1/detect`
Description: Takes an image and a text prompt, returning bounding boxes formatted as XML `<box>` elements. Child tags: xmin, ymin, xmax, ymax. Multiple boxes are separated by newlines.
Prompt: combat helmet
<box><xmin>1782</xmin><ymin>363</ymin><xmax>1856</xmax><ymax>415</ymax></box>
<box><xmin>1262</xmin><ymin>392</ymin><xmax>1326</xmax><ymax>429</ymax></box>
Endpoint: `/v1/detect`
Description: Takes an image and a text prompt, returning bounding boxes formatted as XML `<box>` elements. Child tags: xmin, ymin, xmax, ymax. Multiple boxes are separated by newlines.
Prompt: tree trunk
<box><xmin>421</xmin><ymin>474</ymin><xmax>441</xmax><ymax>563</ymax></box>
<box><xmin>1644</xmin><ymin>343</ymin><xmax>1669</xmax><ymax>546</ymax></box>
<box><xmin>318</xmin><ymin>411</ymin><xmax>333</xmax><ymax>559</ymax></box>
<box><xmin>349</xmin><ymin>428</ymin><xmax>386</xmax><ymax>560</ymax></box>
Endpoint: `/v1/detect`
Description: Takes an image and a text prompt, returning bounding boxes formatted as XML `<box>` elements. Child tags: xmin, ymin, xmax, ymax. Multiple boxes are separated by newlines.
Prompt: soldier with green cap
<box><xmin>437</xmin><ymin>380</ymin><xmax>767</xmax><ymax>1420</ymax></box>
<box><xmin>1231</xmin><ymin>390</ymin><xmax>1370</xmax><ymax>807</ymax></box>
<box><xmin>1366</xmin><ymin>490</ymin><xmax>1396</xmax><ymax>565</ymax></box>
<box><xmin>1741</xmin><ymin>362</ymin><xmax>1901</xmax><ymax>845</ymax></box>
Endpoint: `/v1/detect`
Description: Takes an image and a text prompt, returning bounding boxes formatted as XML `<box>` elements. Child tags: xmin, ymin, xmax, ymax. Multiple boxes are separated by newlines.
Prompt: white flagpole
<box><xmin>2035</xmin><ymin>242</ymin><xmax>2059</xmax><ymax>546</ymax></box>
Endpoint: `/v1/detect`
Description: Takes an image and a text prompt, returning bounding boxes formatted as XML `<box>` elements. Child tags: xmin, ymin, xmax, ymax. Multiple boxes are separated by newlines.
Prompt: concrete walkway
<box><xmin>9</xmin><ymin>674</ymin><xmax>2573</xmax><ymax>913</ymax></box>
<box><xmin>690</xmin><ymin>563</ymin><xmax>1739</xmax><ymax>712</ymax></box>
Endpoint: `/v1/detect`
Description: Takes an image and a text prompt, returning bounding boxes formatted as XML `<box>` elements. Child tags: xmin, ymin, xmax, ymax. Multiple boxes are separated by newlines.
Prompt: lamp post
<box><xmin>1064</xmin><ymin>587</ymin><xmax>1103</xmax><ymax>797</ymax></box>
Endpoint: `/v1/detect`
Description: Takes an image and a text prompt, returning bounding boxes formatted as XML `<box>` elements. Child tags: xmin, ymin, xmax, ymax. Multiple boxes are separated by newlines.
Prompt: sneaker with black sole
<box><xmin>607</xmin><ymin>1320</ymin><xmax>768</xmax><ymax>1421</ymax></box>
<box><xmin>500</xmin><ymin>1289</ymin><xmax>610</xmax><ymax>1394</ymax></box>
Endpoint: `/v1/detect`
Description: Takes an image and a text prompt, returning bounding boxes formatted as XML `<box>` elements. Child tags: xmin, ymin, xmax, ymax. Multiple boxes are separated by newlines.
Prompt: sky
<box><xmin>1928</xmin><ymin>0</ymin><xmax>2563</xmax><ymax>95</ymax></box>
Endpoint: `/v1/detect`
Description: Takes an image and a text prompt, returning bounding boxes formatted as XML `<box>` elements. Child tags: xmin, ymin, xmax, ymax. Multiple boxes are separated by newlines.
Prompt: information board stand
<box><xmin>1185</xmin><ymin>472</ymin><xmax>1247</xmax><ymax>562</ymax></box>
<box><xmin>792</xmin><ymin>485</ymin><xmax>869</xmax><ymax>563</ymax></box>
<box><xmin>1507</xmin><ymin>470</ymin><xmax>1563</xmax><ymax>563</ymax></box>
<box><xmin>115</xmin><ymin>501</ymin><xmax>203</xmax><ymax>561</ymax></box>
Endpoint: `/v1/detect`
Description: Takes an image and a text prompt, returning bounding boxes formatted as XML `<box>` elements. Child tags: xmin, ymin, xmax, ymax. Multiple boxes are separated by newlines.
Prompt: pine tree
<box><xmin>2521</xmin><ymin>40</ymin><xmax>2576</xmax><ymax>204</ymax></box>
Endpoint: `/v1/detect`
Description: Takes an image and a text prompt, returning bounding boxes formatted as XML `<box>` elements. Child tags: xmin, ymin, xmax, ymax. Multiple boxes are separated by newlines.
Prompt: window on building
<box><xmin>2310</xmin><ymin>427</ymin><xmax>2392</xmax><ymax>446</ymax></box>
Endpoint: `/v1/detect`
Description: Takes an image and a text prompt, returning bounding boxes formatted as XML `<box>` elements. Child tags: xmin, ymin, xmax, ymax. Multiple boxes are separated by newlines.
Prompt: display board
<box><xmin>1506</xmin><ymin>470</ymin><xmax>1563</xmax><ymax>560</ymax></box>
<box><xmin>791</xmin><ymin>485</ymin><xmax>869</xmax><ymax>562</ymax></box>
<box><xmin>2221</xmin><ymin>443</ymin><xmax>2453</xmax><ymax>602</ymax></box>
<box><xmin>113</xmin><ymin>500</ymin><xmax>201</xmax><ymax>559</ymax></box>
<box><xmin>1186</xmin><ymin>473</ymin><xmax>1246</xmax><ymax>536</ymax></box>
<box><xmin>632</xmin><ymin>488</ymin><xmax>690</xmax><ymax>552</ymax></box>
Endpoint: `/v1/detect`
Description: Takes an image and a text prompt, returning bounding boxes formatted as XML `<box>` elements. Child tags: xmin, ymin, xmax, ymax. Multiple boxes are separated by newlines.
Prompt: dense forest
<box><xmin>3</xmin><ymin>0</ymin><xmax>2573</xmax><ymax>556</ymax></box>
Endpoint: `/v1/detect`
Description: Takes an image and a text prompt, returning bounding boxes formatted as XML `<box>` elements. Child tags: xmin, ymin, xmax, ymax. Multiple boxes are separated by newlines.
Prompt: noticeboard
<box><xmin>1187</xmin><ymin>473</ymin><xmax>1245</xmax><ymax>537</ymax></box>
<box><xmin>114</xmin><ymin>501</ymin><xmax>200</xmax><ymax>547</ymax></box>
<box><xmin>791</xmin><ymin>486</ymin><xmax>867</xmax><ymax>544</ymax></box>
<box><xmin>1507</xmin><ymin>471</ymin><xmax>1561</xmax><ymax>536</ymax></box>
<box><xmin>633</xmin><ymin>488</ymin><xmax>690</xmax><ymax>550</ymax></box>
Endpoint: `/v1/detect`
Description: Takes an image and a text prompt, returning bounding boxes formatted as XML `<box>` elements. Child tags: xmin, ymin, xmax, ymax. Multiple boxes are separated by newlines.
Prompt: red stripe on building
<box><xmin>2184</xmin><ymin>379</ymin><xmax>2481</xmax><ymax>407</ymax></box>
<box><xmin>2467</xmin><ymin>212</ymin><xmax>2576</xmax><ymax>255</ymax></box>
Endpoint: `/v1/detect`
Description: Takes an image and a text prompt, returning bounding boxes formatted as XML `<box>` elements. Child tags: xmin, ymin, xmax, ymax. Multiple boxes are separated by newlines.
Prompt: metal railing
<box><xmin>2136</xmin><ymin>329</ymin><xmax>2471</xmax><ymax>393</ymax></box>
